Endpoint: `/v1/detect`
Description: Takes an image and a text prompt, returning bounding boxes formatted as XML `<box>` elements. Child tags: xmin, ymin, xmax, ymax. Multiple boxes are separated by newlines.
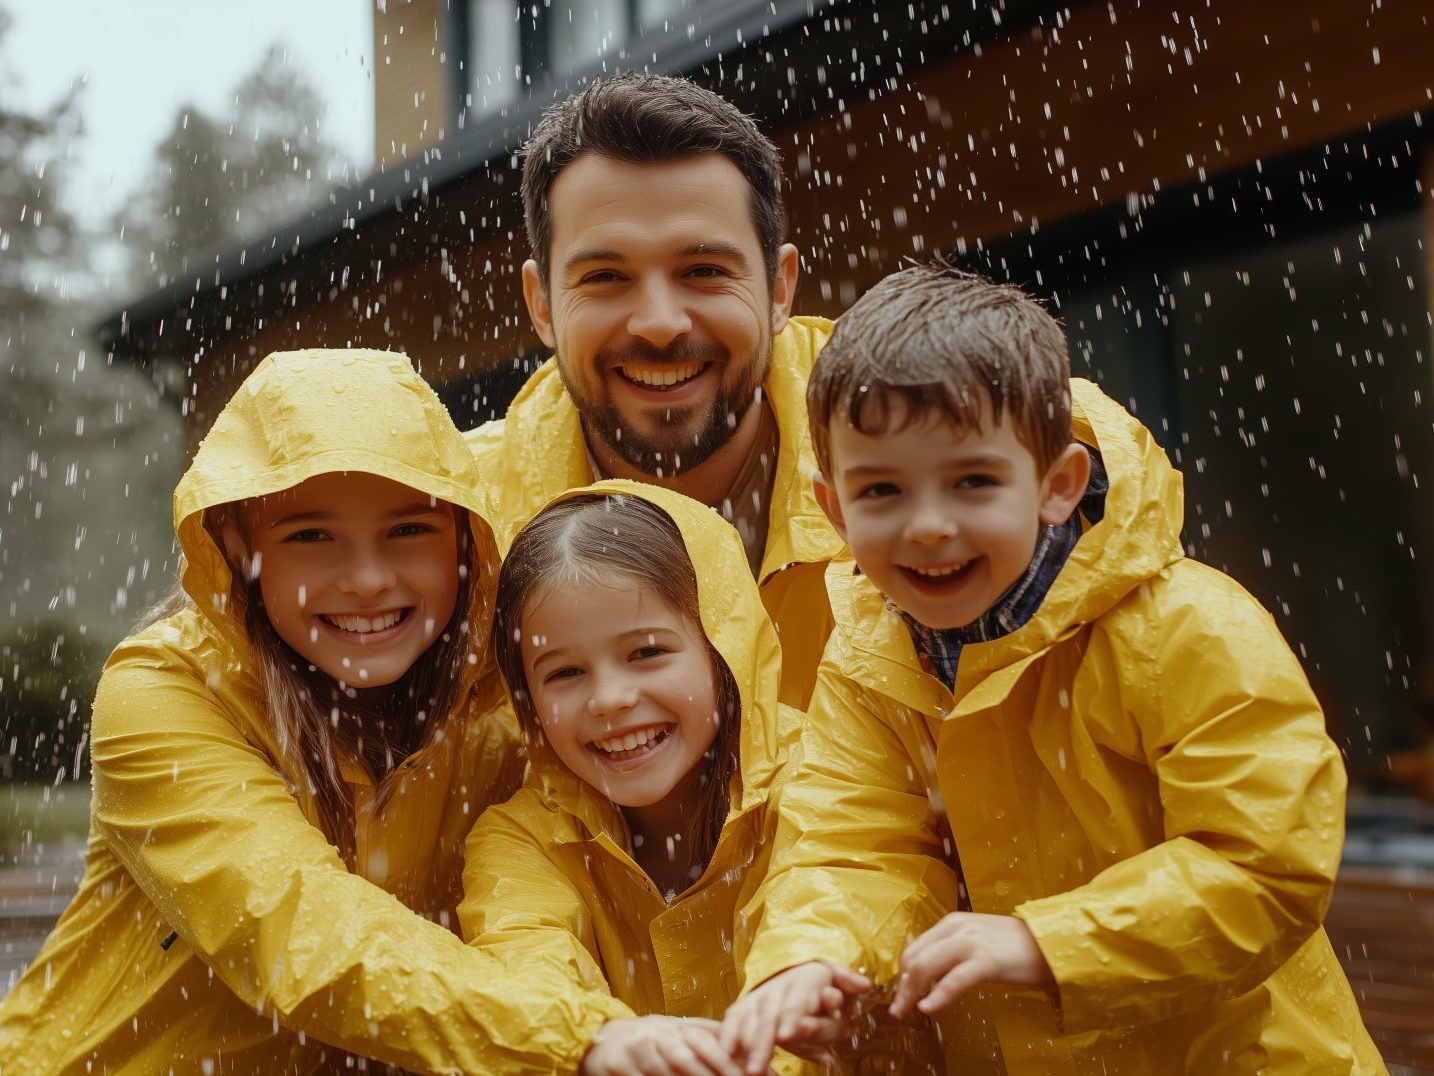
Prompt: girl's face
<box><xmin>519</xmin><ymin>573</ymin><xmax>721</xmax><ymax>812</ymax></box>
<box><xmin>240</xmin><ymin>472</ymin><xmax>461</xmax><ymax>687</ymax></box>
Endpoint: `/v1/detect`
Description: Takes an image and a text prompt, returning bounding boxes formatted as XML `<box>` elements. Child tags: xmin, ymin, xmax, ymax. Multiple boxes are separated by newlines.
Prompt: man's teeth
<box><xmin>622</xmin><ymin>362</ymin><xmax>701</xmax><ymax>387</ymax></box>
<box><xmin>323</xmin><ymin>610</ymin><xmax>404</xmax><ymax>633</ymax></box>
<box><xmin>593</xmin><ymin>726</ymin><xmax>667</xmax><ymax>754</ymax></box>
<box><xmin>910</xmin><ymin>563</ymin><xmax>967</xmax><ymax>578</ymax></box>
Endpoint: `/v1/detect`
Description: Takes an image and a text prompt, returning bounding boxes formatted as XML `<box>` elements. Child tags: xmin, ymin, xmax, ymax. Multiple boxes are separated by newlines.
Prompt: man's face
<box><xmin>523</xmin><ymin>152</ymin><xmax>795</xmax><ymax>477</ymax></box>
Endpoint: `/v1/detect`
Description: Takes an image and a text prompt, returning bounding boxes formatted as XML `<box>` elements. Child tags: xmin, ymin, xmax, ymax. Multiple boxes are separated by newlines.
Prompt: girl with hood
<box><xmin>0</xmin><ymin>350</ymin><xmax>630</xmax><ymax>1073</ymax></box>
<box><xmin>459</xmin><ymin>484</ymin><xmax>871</xmax><ymax>1074</ymax></box>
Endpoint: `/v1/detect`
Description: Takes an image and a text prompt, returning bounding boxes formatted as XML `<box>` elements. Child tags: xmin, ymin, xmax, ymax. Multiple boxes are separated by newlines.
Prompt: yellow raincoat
<box><xmin>457</xmin><ymin>482</ymin><xmax>815</xmax><ymax>1073</ymax></box>
<box><xmin>742</xmin><ymin>380</ymin><xmax>1384</xmax><ymax>1074</ymax></box>
<box><xmin>464</xmin><ymin>317</ymin><xmax>843</xmax><ymax>709</ymax></box>
<box><xmin>0</xmin><ymin>351</ymin><xmax>630</xmax><ymax>1074</ymax></box>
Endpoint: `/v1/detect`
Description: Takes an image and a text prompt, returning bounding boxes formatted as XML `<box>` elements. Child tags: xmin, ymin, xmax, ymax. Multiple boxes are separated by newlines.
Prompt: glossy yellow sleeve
<box><xmin>740</xmin><ymin>672</ymin><xmax>961</xmax><ymax>992</ymax></box>
<box><xmin>1015</xmin><ymin>562</ymin><xmax>1346</xmax><ymax>1033</ymax></box>
<box><xmin>91</xmin><ymin>659</ymin><xmax>628</xmax><ymax>1074</ymax></box>
<box><xmin>459</xmin><ymin>793</ymin><xmax>631</xmax><ymax>1009</ymax></box>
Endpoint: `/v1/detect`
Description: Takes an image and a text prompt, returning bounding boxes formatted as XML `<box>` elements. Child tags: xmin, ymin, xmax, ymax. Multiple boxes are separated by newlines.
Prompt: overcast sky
<box><xmin>5</xmin><ymin>1</ymin><xmax>374</xmax><ymax>231</ymax></box>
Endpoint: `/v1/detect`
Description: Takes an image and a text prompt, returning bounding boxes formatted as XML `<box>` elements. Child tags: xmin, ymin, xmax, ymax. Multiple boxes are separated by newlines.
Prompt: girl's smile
<box><xmin>589</xmin><ymin>721</ymin><xmax>676</xmax><ymax>768</ymax></box>
<box><xmin>313</xmin><ymin>606</ymin><xmax>416</xmax><ymax>644</ymax></box>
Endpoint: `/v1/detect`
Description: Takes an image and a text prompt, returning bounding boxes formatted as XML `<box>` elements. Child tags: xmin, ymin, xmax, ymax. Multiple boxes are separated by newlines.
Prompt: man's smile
<box><xmin>614</xmin><ymin>361</ymin><xmax>710</xmax><ymax>391</ymax></box>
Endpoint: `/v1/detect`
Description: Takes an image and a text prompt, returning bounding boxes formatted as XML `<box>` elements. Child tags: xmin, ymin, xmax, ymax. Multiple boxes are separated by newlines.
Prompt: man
<box><xmin>466</xmin><ymin>72</ymin><xmax>840</xmax><ymax>708</ymax></box>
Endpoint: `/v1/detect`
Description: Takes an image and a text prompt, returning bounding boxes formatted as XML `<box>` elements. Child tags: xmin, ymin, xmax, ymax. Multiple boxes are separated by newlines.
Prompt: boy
<box><xmin>723</xmin><ymin>264</ymin><xmax>1383</xmax><ymax>1074</ymax></box>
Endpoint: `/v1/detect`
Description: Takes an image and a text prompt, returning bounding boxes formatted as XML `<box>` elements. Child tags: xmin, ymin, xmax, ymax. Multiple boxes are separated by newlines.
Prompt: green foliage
<box><xmin>0</xmin><ymin>620</ymin><xmax>106</xmax><ymax>782</ymax></box>
<box><xmin>0</xmin><ymin>781</ymin><xmax>91</xmax><ymax>856</ymax></box>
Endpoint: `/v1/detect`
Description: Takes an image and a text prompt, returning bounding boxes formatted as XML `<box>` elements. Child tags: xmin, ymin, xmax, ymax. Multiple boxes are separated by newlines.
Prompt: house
<box><xmin>99</xmin><ymin>0</ymin><xmax>1434</xmax><ymax>795</ymax></box>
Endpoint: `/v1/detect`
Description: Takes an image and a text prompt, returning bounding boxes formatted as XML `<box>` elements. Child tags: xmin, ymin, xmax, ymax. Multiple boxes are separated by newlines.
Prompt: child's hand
<box><xmin>888</xmin><ymin>912</ymin><xmax>1055</xmax><ymax>1019</ymax></box>
<box><xmin>719</xmin><ymin>960</ymin><xmax>873</xmax><ymax>1075</ymax></box>
<box><xmin>581</xmin><ymin>1015</ymin><xmax>746</xmax><ymax>1076</ymax></box>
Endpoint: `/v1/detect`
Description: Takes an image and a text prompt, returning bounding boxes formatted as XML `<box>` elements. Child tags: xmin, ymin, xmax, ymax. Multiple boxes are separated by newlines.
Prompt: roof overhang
<box><xmin>98</xmin><ymin>0</ymin><xmax>1066</xmax><ymax>363</ymax></box>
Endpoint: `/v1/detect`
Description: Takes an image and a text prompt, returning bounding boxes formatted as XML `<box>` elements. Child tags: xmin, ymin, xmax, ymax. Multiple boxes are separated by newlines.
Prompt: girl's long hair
<box><xmin>195</xmin><ymin>502</ymin><xmax>478</xmax><ymax>864</ymax></box>
<box><xmin>494</xmin><ymin>494</ymin><xmax>742</xmax><ymax>877</ymax></box>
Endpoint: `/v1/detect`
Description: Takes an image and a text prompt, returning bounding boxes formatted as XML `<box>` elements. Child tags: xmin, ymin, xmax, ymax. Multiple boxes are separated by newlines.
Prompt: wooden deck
<box><xmin>1326</xmin><ymin>866</ymin><xmax>1434</xmax><ymax>1074</ymax></box>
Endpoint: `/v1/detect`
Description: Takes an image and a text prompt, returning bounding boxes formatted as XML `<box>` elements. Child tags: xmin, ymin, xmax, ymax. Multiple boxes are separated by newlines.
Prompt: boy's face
<box><xmin>814</xmin><ymin>403</ymin><xmax>1088</xmax><ymax>631</ymax></box>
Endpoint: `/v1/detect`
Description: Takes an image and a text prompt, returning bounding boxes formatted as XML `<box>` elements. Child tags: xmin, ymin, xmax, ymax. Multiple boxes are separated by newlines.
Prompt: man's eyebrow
<box><xmin>678</xmin><ymin>241</ymin><xmax>749</xmax><ymax>262</ymax></box>
<box><xmin>562</xmin><ymin>248</ymin><xmax>625</xmax><ymax>274</ymax></box>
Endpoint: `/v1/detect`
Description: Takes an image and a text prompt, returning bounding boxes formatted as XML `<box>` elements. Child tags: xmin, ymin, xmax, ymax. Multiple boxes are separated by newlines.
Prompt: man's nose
<box><xmin>627</xmin><ymin>275</ymin><xmax>693</xmax><ymax>348</ymax></box>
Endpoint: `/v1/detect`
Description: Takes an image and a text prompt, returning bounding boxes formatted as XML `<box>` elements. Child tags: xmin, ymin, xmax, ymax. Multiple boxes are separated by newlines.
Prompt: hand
<box><xmin>581</xmin><ymin>1015</ymin><xmax>746</xmax><ymax>1076</ymax></box>
<box><xmin>720</xmin><ymin>960</ymin><xmax>873</xmax><ymax>1076</ymax></box>
<box><xmin>888</xmin><ymin>912</ymin><xmax>1054</xmax><ymax>1020</ymax></box>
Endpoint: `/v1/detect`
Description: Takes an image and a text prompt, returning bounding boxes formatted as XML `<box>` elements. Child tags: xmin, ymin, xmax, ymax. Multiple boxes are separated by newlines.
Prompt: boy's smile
<box><xmin>814</xmin><ymin>405</ymin><xmax>1088</xmax><ymax>631</ymax></box>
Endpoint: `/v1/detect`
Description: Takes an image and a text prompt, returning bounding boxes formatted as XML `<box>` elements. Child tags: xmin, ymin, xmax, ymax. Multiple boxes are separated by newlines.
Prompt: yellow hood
<box><xmin>514</xmin><ymin>480</ymin><xmax>789</xmax><ymax>840</ymax></box>
<box><xmin>830</xmin><ymin>378</ymin><xmax>1186</xmax><ymax>716</ymax></box>
<box><xmin>173</xmin><ymin>348</ymin><xmax>501</xmax><ymax>668</ymax></box>
<box><xmin>1021</xmin><ymin>377</ymin><xmax>1183</xmax><ymax>635</ymax></box>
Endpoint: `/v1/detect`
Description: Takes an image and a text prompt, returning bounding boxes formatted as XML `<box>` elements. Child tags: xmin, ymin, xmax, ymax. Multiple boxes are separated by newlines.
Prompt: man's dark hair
<box><xmin>521</xmin><ymin>72</ymin><xmax>785</xmax><ymax>287</ymax></box>
<box><xmin>808</xmin><ymin>260</ymin><xmax>1073</xmax><ymax>475</ymax></box>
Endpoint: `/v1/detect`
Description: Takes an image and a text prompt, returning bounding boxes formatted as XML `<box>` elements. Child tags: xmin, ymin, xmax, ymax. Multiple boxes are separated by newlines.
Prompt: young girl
<box><xmin>0</xmin><ymin>349</ymin><xmax>629</xmax><ymax>1073</ymax></box>
<box><xmin>459</xmin><ymin>483</ymin><xmax>853</xmax><ymax>1075</ymax></box>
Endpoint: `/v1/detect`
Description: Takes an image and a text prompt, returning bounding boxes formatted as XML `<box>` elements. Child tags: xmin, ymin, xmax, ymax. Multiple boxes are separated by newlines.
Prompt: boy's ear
<box><xmin>521</xmin><ymin>259</ymin><xmax>557</xmax><ymax>349</ymax></box>
<box><xmin>1038</xmin><ymin>443</ymin><xmax>1092</xmax><ymax>526</ymax></box>
<box><xmin>811</xmin><ymin>471</ymin><xmax>849</xmax><ymax>542</ymax></box>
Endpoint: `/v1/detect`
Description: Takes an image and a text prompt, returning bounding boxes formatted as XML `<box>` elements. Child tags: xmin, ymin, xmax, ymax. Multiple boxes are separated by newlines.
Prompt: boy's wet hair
<box><xmin>521</xmin><ymin>71</ymin><xmax>785</xmax><ymax>289</ymax></box>
<box><xmin>808</xmin><ymin>260</ymin><xmax>1073</xmax><ymax>474</ymax></box>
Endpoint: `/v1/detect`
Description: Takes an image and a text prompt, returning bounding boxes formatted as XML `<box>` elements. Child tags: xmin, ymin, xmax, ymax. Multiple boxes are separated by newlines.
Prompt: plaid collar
<box><xmin>898</xmin><ymin>448</ymin><xmax>1108</xmax><ymax>689</ymax></box>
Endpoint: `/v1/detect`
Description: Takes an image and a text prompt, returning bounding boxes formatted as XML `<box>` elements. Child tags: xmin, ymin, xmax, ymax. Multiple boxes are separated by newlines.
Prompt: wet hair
<box><xmin>521</xmin><ymin>71</ymin><xmax>785</xmax><ymax>289</ymax></box>
<box><xmin>198</xmin><ymin>499</ymin><xmax>480</xmax><ymax>864</ymax></box>
<box><xmin>494</xmin><ymin>494</ymin><xmax>741</xmax><ymax>877</ymax></box>
<box><xmin>808</xmin><ymin>260</ymin><xmax>1073</xmax><ymax>475</ymax></box>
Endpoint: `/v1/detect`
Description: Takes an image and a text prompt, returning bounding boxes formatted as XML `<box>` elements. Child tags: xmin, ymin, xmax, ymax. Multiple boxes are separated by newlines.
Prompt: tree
<box><xmin>0</xmin><ymin>5</ymin><xmax>181</xmax><ymax>784</ymax></box>
<box><xmin>117</xmin><ymin>45</ymin><xmax>347</xmax><ymax>289</ymax></box>
<box><xmin>0</xmin><ymin>8</ymin><xmax>79</xmax><ymax>326</ymax></box>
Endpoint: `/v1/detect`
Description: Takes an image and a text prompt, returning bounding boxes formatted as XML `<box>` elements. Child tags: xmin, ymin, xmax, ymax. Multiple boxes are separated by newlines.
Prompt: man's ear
<box><xmin>522</xmin><ymin>259</ymin><xmax>557</xmax><ymax>349</ymax></box>
<box><xmin>1038</xmin><ymin>443</ymin><xmax>1092</xmax><ymax>526</ymax></box>
<box><xmin>769</xmin><ymin>243</ymin><xmax>799</xmax><ymax>336</ymax></box>
<box><xmin>811</xmin><ymin>471</ymin><xmax>848</xmax><ymax>542</ymax></box>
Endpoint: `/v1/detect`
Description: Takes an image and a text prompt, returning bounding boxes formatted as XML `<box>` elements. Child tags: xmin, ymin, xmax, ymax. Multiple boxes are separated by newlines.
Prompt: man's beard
<box><xmin>560</xmin><ymin>338</ymin><xmax>769</xmax><ymax>478</ymax></box>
